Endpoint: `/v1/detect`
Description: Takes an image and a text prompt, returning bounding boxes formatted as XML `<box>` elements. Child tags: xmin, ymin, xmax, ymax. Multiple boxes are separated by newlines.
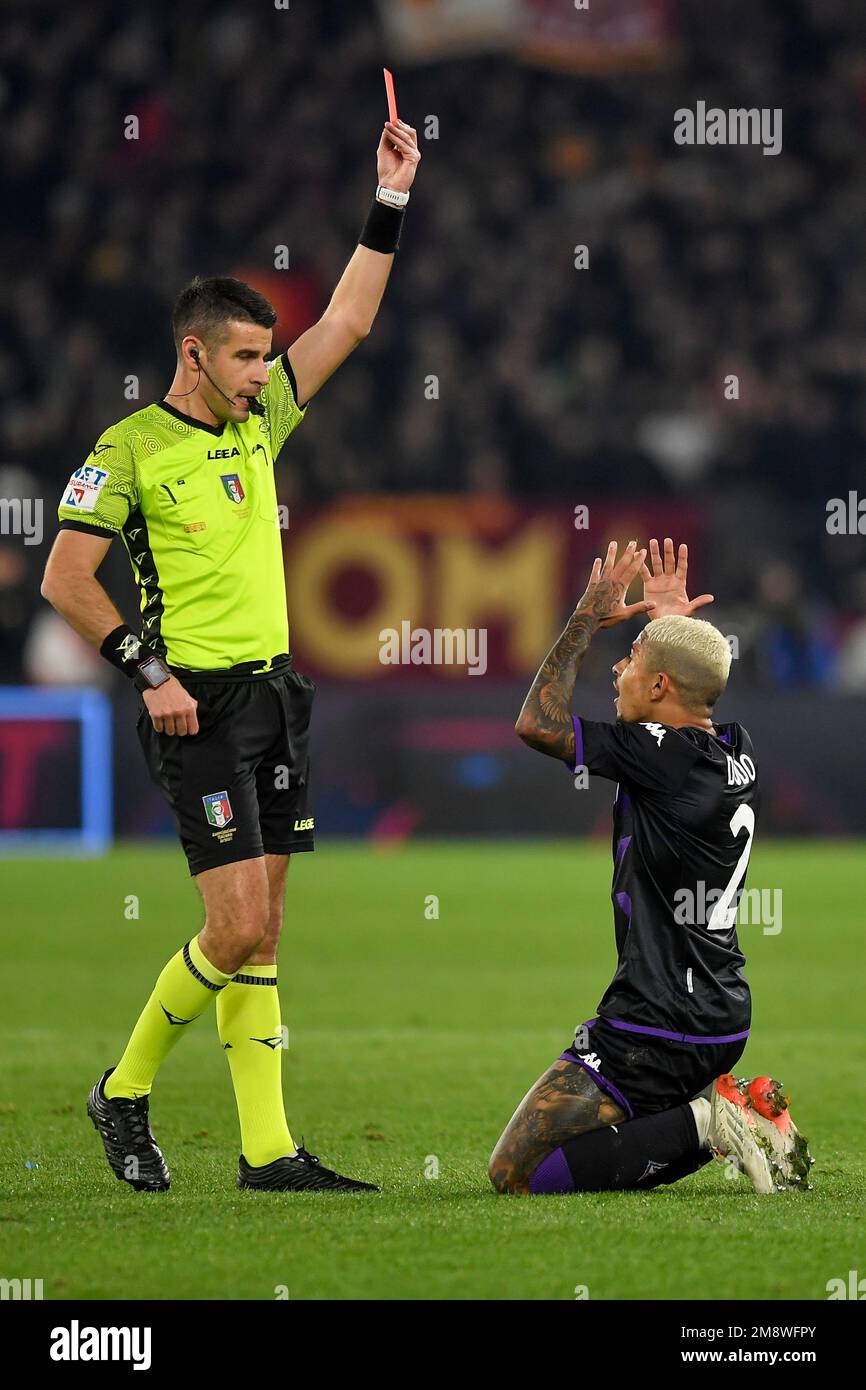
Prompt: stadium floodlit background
<box><xmin>1</xmin><ymin>0</ymin><xmax>864</xmax><ymax>1306</ymax></box>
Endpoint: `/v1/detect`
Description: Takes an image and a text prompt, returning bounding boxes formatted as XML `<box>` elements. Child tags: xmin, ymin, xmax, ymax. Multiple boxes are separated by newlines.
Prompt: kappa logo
<box><xmin>577</xmin><ymin>1051</ymin><xmax>601</xmax><ymax>1072</ymax></box>
<box><xmin>220</xmin><ymin>473</ymin><xmax>245</xmax><ymax>504</ymax></box>
<box><xmin>640</xmin><ymin>721</ymin><xmax>667</xmax><ymax>746</ymax></box>
<box><xmin>202</xmin><ymin>791</ymin><xmax>233</xmax><ymax>828</ymax></box>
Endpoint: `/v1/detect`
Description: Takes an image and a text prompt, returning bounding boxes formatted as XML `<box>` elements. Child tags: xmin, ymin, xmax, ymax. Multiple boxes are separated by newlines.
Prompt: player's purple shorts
<box><xmin>558</xmin><ymin>1015</ymin><xmax>749</xmax><ymax>1119</ymax></box>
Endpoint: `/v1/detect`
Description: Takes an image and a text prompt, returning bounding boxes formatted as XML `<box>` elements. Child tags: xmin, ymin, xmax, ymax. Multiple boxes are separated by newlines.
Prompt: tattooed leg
<box><xmin>488</xmin><ymin>1060</ymin><xmax>626</xmax><ymax>1195</ymax></box>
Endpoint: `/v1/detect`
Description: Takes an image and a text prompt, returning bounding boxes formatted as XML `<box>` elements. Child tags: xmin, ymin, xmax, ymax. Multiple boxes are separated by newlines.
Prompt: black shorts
<box><xmin>137</xmin><ymin>659</ymin><xmax>316</xmax><ymax>876</ymax></box>
<box><xmin>558</xmin><ymin>1015</ymin><xmax>748</xmax><ymax>1120</ymax></box>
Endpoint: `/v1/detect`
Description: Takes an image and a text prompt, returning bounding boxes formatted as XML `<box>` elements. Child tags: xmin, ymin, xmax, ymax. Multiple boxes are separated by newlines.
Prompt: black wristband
<box><xmin>358</xmin><ymin>198</ymin><xmax>405</xmax><ymax>254</ymax></box>
<box><xmin>100</xmin><ymin>624</ymin><xmax>167</xmax><ymax>689</ymax></box>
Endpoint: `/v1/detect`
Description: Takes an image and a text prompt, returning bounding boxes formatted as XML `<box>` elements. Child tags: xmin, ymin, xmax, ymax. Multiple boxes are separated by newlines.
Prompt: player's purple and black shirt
<box><xmin>569</xmin><ymin>716</ymin><xmax>759</xmax><ymax>1043</ymax></box>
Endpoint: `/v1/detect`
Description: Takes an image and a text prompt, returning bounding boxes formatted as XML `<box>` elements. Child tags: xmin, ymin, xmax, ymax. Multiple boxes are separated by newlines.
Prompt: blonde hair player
<box><xmin>488</xmin><ymin>538</ymin><xmax>813</xmax><ymax>1197</ymax></box>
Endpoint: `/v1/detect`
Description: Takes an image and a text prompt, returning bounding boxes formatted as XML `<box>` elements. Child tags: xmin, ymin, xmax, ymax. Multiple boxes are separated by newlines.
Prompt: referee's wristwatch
<box><xmin>134</xmin><ymin>655</ymin><xmax>172</xmax><ymax>694</ymax></box>
<box><xmin>375</xmin><ymin>184</ymin><xmax>410</xmax><ymax>208</ymax></box>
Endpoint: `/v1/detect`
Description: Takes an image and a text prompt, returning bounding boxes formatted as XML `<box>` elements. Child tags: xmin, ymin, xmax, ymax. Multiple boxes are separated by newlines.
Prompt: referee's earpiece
<box><xmin>183</xmin><ymin>343</ymin><xmax>262</xmax><ymax>414</ymax></box>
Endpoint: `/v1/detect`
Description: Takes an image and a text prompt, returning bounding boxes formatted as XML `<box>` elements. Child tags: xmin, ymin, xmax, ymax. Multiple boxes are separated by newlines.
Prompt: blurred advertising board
<box><xmin>284</xmin><ymin>496</ymin><xmax>703</xmax><ymax>681</ymax></box>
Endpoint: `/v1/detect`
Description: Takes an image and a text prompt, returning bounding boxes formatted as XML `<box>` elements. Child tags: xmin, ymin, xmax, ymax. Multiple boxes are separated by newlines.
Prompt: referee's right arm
<box><xmin>41</xmin><ymin>530</ymin><xmax>199</xmax><ymax>736</ymax></box>
<box><xmin>42</xmin><ymin>530</ymin><xmax>123</xmax><ymax>648</ymax></box>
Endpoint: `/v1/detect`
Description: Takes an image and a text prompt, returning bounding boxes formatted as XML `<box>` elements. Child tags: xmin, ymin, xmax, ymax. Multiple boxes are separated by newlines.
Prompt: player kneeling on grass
<box><xmin>488</xmin><ymin>538</ymin><xmax>813</xmax><ymax>1197</ymax></box>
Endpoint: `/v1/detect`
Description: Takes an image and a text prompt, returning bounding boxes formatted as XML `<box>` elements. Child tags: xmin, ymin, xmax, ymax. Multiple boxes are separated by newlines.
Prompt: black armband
<box><xmin>358</xmin><ymin>198</ymin><xmax>405</xmax><ymax>254</ymax></box>
<box><xmin>100</xmin><ymin>624</ymin><xmax>171</xmax><ymax>692</ymax></box>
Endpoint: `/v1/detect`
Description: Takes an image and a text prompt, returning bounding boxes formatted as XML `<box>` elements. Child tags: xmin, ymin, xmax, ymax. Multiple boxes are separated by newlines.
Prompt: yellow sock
<box><xmin>104</xmin><ymin>938</ymin><xmax>234</xmax><ymax>1100</ymax></box>
<box><xmin>216</xmin><ymin>964</ymin><xmax>295</xmax><ymax>1166</ymax></box>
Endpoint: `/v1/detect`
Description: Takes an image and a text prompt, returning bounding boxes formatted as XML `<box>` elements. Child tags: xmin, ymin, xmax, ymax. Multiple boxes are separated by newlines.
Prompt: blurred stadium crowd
<box><xmin>2</xmin><ymin>0</ymin><xmax>866</xmax><ymax>689</ymax></box>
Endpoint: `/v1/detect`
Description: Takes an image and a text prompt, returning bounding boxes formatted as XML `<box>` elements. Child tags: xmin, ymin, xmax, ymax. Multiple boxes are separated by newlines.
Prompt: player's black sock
<box><xmin>529</xmin><ymin>1103</ymin><xmax>705</xmax><ymax>1194</ymax></box>
<box><xmin>636</xmin><ymin>1147</ymin><xmax>713</xmax><ymax>1189</ymax></box>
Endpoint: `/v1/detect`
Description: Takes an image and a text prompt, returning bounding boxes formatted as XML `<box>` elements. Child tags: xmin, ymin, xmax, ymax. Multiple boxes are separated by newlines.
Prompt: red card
<box><xmin>383</xmin><ymin>67</ymin><xmax>398</xmax><ymax>124</ymax></box>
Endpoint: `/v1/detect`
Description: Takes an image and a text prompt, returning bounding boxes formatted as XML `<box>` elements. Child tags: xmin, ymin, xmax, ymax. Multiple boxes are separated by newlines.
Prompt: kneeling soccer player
<box><xmin>488</xmin><ymin>538</ymin><xmax>813</xmax><ymax>1197</ymax></box>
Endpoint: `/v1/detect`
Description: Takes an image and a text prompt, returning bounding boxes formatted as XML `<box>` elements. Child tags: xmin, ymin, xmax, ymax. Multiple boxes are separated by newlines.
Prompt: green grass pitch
<box><xmin>1</xmin><ymin>840</ymin><xmax>862</xmax><ymax>1301</ymax></box>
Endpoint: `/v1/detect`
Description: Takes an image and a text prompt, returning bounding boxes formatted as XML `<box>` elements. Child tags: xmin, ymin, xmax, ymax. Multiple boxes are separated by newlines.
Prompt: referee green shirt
<box><xmin>57</xmin><ymin>352</ymin><xmax>307</xmax><ymax>672</ymax></box>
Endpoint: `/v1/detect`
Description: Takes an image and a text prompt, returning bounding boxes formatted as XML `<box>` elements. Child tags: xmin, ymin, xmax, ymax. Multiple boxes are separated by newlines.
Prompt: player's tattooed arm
<box><xmin>514</xmin><ymin>608</ymin><xmax>597</xmax><ymax>762</ymax></box>
<box><xmin>488</xmin><ymin>1060</ymin><xmax>626</xmax><ymax>1195</ymax></box>
<box><xmin>515</xmin><ymin>540</ymin><xmax>650</xmax><ymax>762</ymax></box>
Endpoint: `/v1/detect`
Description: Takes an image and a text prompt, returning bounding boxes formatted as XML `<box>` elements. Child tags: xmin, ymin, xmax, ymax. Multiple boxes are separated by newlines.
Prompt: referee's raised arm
<box><xmin>285</xmin><ymin>118</ymin><xmax>420</xmax><ymax>407</ymax></box>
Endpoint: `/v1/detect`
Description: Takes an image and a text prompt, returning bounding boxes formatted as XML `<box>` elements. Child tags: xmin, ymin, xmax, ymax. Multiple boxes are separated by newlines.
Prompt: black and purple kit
<box><xmin>558</xmin><ymin>715</ymin><xmax>760</xmax><ymax>1119</ymax></box>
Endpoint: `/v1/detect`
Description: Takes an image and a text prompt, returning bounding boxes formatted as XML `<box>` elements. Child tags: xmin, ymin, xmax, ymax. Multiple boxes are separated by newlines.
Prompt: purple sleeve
<box><xmin>571</xmin><ymin>715</ymin><xmax>584</xmax><ymax>773</ymax></box>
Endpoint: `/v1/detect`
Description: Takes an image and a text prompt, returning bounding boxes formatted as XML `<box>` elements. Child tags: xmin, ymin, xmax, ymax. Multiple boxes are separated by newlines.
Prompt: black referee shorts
<box><xmin>137</xmin><ymin>658</ymin><xmax>316</xmax><ymax>876</ymax></box>
<box><xmin>558</xmin><ymin>1015</ymin><xmax>748</xmax><ymax>1120</ymax></box>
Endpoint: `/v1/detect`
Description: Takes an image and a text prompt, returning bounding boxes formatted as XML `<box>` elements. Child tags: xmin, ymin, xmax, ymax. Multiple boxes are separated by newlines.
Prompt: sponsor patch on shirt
<box><xmin>63</xmin><ymin>465</ymin><xmax>110</xmax><ymax>512</ymax></box>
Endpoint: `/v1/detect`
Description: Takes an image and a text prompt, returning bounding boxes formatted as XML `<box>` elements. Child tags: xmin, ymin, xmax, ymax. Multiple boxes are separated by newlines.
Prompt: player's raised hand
<box><xmin>640</xmin><ymin>538</ymin><xmax>714</xmax><ymax>621</ymax></box>
<box><xmin>576</xmin><ymin>540</ymin><xmax>655</xmax><ymax>629</ymax></box>
<box><xmin>143</xmin><ymin>676</ymin><xmax>199</xmax><ymax>737</ymax></box>
<box><xmin>377</xmin><ymin>119</ymin><xmax>421</xmax><ymax>193</ymax></box>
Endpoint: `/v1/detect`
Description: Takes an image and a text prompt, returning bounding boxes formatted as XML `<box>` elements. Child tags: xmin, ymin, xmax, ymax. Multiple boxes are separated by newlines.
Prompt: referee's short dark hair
<box><xmin>172</xmin><ymin>276</ymin><xmax>277</xmax><ymax>352</ymax></box>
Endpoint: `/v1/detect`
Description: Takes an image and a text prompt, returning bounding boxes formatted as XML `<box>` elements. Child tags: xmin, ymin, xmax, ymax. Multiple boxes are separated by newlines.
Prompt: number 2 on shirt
<box><xmin>707</xmin><ymin>804</ymin><xmax>756</xmax><ymax>933</ymax></box>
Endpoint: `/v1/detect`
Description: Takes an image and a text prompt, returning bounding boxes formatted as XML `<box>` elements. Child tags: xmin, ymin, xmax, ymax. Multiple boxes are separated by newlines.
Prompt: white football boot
<box><xmin>707</xmin><ymin>1074</ymin><xmax>813</xmax><ymax>1193</ymax></box>
<box><xmin>740</xmin><ymin>1075</ymin><xmax>814</xmax><ymax>1191</ymax></box>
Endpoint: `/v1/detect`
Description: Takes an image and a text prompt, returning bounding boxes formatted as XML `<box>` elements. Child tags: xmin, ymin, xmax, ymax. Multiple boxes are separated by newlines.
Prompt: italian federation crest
<box><xmin>203</xmin><ymin>791</ymin><xmax>233</xmax><ymax>828</ymax></box>
<box><xmin>220</xmin><ymin>473</ymin><xmax>245</xmax><ymax>504</ymax></box>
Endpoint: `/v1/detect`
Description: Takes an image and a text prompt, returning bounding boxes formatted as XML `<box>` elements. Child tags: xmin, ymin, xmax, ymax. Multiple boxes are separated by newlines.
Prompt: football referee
<box><xmin>41</xmin><ymin>117</ymin><xmax>421</xmax><ymax>1194</ymax></box>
